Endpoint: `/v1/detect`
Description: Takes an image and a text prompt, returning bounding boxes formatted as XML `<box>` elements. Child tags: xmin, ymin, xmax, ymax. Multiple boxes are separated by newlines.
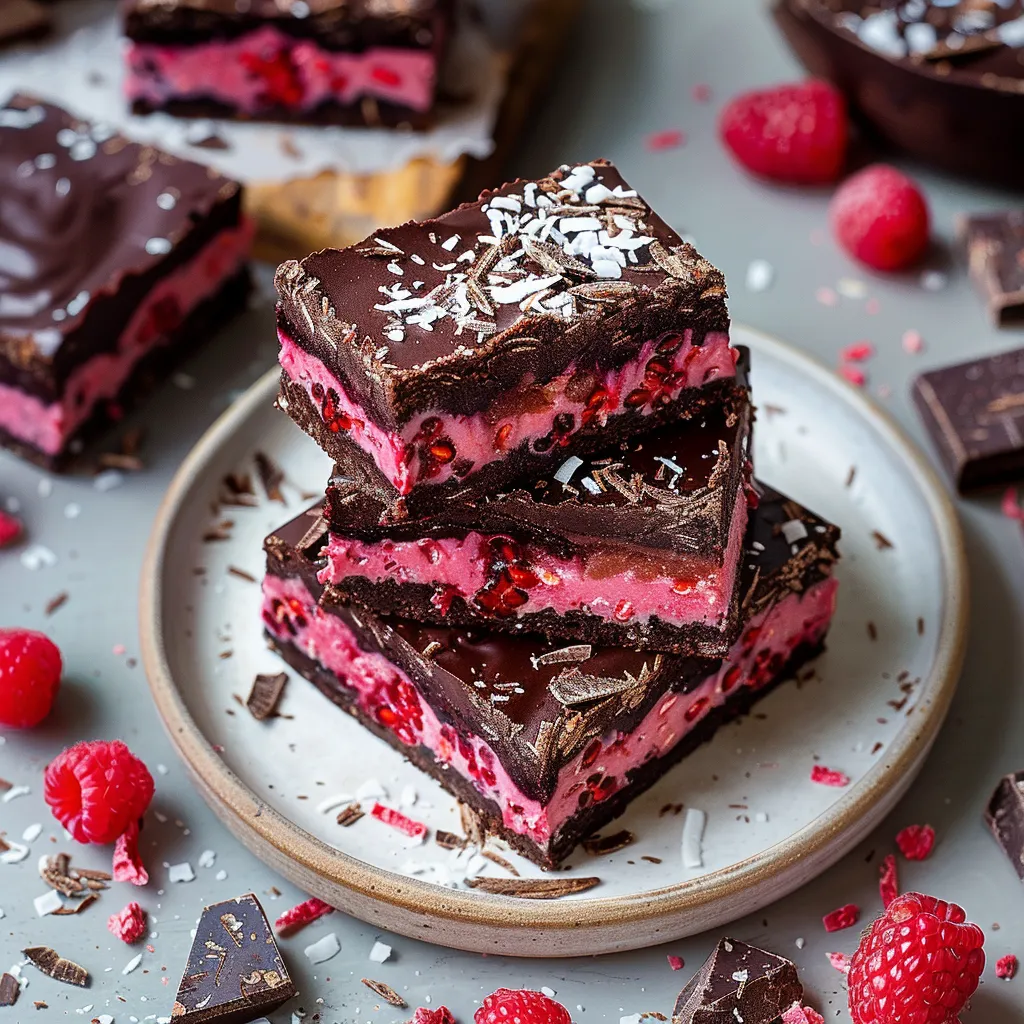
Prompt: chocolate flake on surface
<box><xmin>228</xmin><ymin>565</ymin><xmax>257</xmax><ymax>583</ymax></box>
<box><xmin>171</xmin><ymin>893</ymin><xmax>294</xmax><ymax>1022</ymax></box>
<box><xmin>23</xmin><ymin>946</ymin><xmax>90</xmax><ymax>987</ymax></box>
<box><xmin>871</xmin><ymin>530</ymin><xmax>893</xmax><ymax>550</ymax></box>
<box><xmin>44</xmin><ymin>591</ymin><xmax>68</xmax><ymax>616</ymax></box>
<box><xmin>51</xmin><ymin>892</ymin><xmax>99</xmax><ymax>915</ymax></box>
<box><xmin>336</xmin><ymin>802</ymin><xmax>364</xmax><ymax>827</ymax></box>
<box><xmin>480</xmin><ymin>849</ymin><xmax>519</xmax><ymax>875</ymax></box>
<box><xmin>434</xmin><ymin>829</ymin><xmax>465</xmax><ymax>850</ymax></box>
<box><xmin>581</xmin><ymin>829</ymin><xmax>635</xmax><ymax>855</ymax></box>
<box><xmin>254</xmin><ymin>452</ymin><xmax>285</xmax><ymax>504</ymax></box>
<box><xmin>245</xmin><ymin>672</ymin><xmax>288</xmax><ymax>720</ymax></box>
<box><xmin>0</xmin><ymin>973</ymin><xmax>18</xmax><ymax>1007</ymax></box>
<box><xmin>464</xmin><ymin>876</ymin><xmax>600</xmax><ymax>899</ymax></box>
<box><xmin>361</xmin><ymin>978</ymin><xmax>407</xmax><ymax>1008</ymax></box>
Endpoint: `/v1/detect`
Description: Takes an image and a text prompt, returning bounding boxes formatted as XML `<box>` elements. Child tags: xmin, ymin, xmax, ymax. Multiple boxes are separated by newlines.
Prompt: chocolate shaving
<box><xmin>40</xmin><ymin>854</ymin><xmax>84</xmax><ymax>896</ymax></box>
<box><xmin>581</xmin><ymin>830</ymin><xmax>635</xmax><ymax>856</ymax></box>
<box><xmin>867</xmin><ymin>621</ymin><xmax>878</xmax><ymax>641</ymax></box>
<box><xmin>0</xmin><ymin>974</ymin><xmax>17</xmax><ymax>1007</ymax></box>
<box><xmin>641</xmin><ymin>855</ymin><xmax>662</xmax><ymax>864</ymax></box>
<box><xmin>51</xmin><ymin>893</ymin><xmax>98</xmax><ymax>916</ymax></box>
<box><xmin>44</xmin><ymin>592</ymin><xmax>68</xmax><ymax>616</ymax></box>
<box><xmin>464</xmin><ymin>876</ymin><xmax>600</xmax><ymax>899</ymax></box>
<box><xmin>228</xmin><ymin>566</ymin><xmax>256</xmax><ymax>583</ymax></box>
<box><xmin>872</xmin><ymin>530</ymin><xmax>894</xmax><ymax>550</ymax></box>
<box><xmin>336</xmin><ymin>803</ymin><xmax>364</xmax><ymax>827</ymax></box>
<box><xmin>72</xmin><ymin>867</ymin><xmax>111</xmax><ymax>882</ymax></box>
<box><xmin>23</xmin><ymin>947</ymin><xmax>89</xmax><ymax>987</ymax></box>
<box><xmin>533</xmin><ymin>644</ymin><xmax>592</xmax><ymax>667</ymax></box>
<box><xmin>434</xmin><ymin>830</ymin><xmax>465</xmax><ymax>850</ymax></box>
<box><xmin>459</xmin><ymin>802</ymin><xmax>485</xmax><ymax>846</ymax></box>
<box><xmin>549</xmin><ymin>669</ymin><xmax>634</xmax><ymax>707</ymax></box>
<box><xmin>246</xmin><ymin>672</ymin><xmax>288</xmax><ymax>721</ymax></box>
<box><xmin>255</xmin><ymin>451</ymin><xmax>285</xmax><ymax>504</ymax></box>
<box><xmin>361</xmin><ymin>978</ymin><xmax>406</xmax><ymax>1008</ymax></box>
<box><xmin>97</xmin><ymin>452</ymin><xmax>144</xmax><ymax>472</ymax></box>
<box><xmin>203</xmin><ymin>520</ymin><xmax>234</xmax><ymax>542</ymax></box>
<box><xmin>480</xmin><ymin>850</ymin><xmax>519</xmax><ymax>876</ymax></box>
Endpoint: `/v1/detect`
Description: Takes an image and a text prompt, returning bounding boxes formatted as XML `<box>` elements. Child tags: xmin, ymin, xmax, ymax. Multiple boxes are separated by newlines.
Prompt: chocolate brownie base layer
<box><xmin>267</xmin><ymin>629</ymin><xmax>824</xmax><ymax>869</ymax></box>
<box><xmin>0</xmin><ymin>267</ymin><xmax>251</xmax><ymax>471</ymax></box>
<box><xmin>279</xmin><ymin>369</ymin><xmax>746</xmax><ymax>519</ymax></box>
<box><xmin>130</xmin><ymin>95</ymin><xmax>435</xmax><ymax>131</ymax></box>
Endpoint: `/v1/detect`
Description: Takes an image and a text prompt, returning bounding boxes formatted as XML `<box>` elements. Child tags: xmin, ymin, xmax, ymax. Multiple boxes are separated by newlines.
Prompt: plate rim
<box><xmin>139</xmin><ymin>324</ymin><xmax>969</xmax><ymax>937</ymax></box>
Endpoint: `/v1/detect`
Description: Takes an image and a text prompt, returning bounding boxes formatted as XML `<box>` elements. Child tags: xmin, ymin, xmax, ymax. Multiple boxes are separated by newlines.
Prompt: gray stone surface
<box><xmin>2</xmin><ymin>0</ymin><xmax>1024</xmax><ymax>1019</ymax></box>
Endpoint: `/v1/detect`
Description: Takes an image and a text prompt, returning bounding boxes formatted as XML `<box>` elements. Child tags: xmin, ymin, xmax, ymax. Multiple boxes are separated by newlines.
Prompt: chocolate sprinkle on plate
<box><xmin>228</xmin><ymin>565</ymin><xmax>257</xmax><ymax>583</ymax></box>
<box><xmin>44</xmin><ymin>591</ymin><xmax>68</xmax><ymax>616</ymax></box>
<box><xmin>464</xmin><ymin>876</ymin><xmax>600</xmax><ymax>899</ymax></box>
<box><xmin>246</xmin><ymin>672</ymin><xmax>288</xmax><ymax>720</ymax></box>
<box><xmin>361</xmin><ymin>978</ymin><xmax>407</xmax><ymax>1008</ymax></box>
<box><xmin>23</xmin><ymin>946</ymin><xmax>90</xmax><ymax>987</ymax></box>
<box><xmin>872</xmin><ymin>530</ymin><xmax>894</xmax><ymax>550</ymax></box>
<box><xmin>581</xmin><ymin>829</ymin><xmax>635</xmax><ymax>856</ymax></box>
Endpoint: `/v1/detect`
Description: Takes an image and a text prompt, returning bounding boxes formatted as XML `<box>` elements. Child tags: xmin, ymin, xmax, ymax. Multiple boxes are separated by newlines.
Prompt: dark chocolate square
<box><xmin>961</xmin><ymin>212</ymin><xmax>1024</xmax><ymax>327</ymax></box>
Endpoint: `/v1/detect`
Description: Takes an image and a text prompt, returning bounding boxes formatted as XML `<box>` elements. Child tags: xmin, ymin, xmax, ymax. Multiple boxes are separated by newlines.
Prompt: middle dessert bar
<box><xmin>262</xmin><ymin>486</ymin><xmax>839</xmax><ymax>869</ymax></box>
<box><xmin>275</xmin><ymin>159</ymin><xmax>739</xmax><ymax>516</ymax></box>
<box><xmin>317</xmin><ymin>355</ymin><xmax>753</xmax><ymax>655</ymax></box>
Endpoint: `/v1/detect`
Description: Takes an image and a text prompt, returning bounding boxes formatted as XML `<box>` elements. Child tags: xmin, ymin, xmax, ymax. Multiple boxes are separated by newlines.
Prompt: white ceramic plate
<box><xmin>140</xmin><ymin>324</ymin><xmax>968</xmax><ymax>956</ymax></box>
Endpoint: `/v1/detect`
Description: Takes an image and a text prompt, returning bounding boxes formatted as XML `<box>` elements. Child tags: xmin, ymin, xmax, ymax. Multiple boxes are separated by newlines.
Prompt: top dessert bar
<box><xmin>276</xmin><ymin>159</ymin><xmax>737</xmax><ymax>515</ymax></box>
<box><xmin>0</xmin><ymin>95</ymin><xmax>252</xmax><ymax>469</ymax></box>
<box><xmin>123</xmin><ymin>0</ymin><xmax>454</xmax><ymax>128</ymax></box>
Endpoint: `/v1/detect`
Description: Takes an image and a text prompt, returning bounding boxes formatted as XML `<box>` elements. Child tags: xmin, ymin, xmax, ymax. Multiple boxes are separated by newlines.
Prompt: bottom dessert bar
<box><xmin>261</xmin><ymin>487</ymin><xmax>840</xmax><ymax>869</ymax></box>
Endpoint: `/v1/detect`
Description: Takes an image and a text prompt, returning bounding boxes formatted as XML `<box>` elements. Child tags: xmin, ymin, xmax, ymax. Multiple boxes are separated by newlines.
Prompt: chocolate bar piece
<box><xmin>961</xmin><ymin>212</ymin><xmax>1024</xmax><ymax>327</ymax></box>
<box><xmin>123</xmin><ymin>0</ymin><xmax>454</xmax><ymax>129</ymax></box>
<box><xmin>318</xmin><ymin>355</ymin><xmax>753</xmax><ymax>655</ymax></box>
<box><xmin>0</xmin><ymin>95</ymin><xmax>252</xmax><ymax>470</ymax></box>
<box><xmin>276</xmin><ymin>159</ymin><xmax>738</xmax><ymax>516</ymax></box>
<box><xmin>912</xmin><ymin>348</ymin><xmax>1024</xmax><ymax>492</ymax></box>
<box><xmin>262</xmin><ymin>486</ymin><xmax>839</xmax><ymax>868</ymax></box>
<box><xmin>672</xmin><ymin>937</ymin><xmax>803</xmax><ymax>1024</ymax></box>
<box><xmin>985</xmin><ymin>771</ymin><xmax>1024</xmax><ymax>881</ymax></box>
<box><xmin>171</xmin><ymin>893</ymin><xmax>295</xmax><ymax>1024</ymax></box>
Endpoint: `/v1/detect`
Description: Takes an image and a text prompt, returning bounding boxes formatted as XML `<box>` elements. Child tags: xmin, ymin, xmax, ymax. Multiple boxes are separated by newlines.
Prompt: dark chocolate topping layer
<box><xmin>325</xmin><ymin>352</ymin><xmax>752</xmax><ymax>557</ymax></box>
<box><xmin>265</xmin><ymin>485</ymin><xmax>839</xmax><ymax>802</ymax></box>
<box><xmin>276</xmin><ymin>159</ymin><xmax>730</xmax><ymax>426</ymax></box>
<box><xmin>0</xmin><ymin>95</ymin><xmax>242</xmax><ymax>398</ymax></box>
<box><xmin>124</xmin><ymin>0</ymin><xmax>451</xmax><ymax>49</ymax></box>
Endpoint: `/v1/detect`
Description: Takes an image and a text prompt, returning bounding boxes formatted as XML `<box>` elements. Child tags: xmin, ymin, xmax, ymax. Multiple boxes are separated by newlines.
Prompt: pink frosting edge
<box><xmin>278</xmin><ymin>327</ymin><xmax>737</xmax><ymax>494</ymax></box>
<box><xmin>261</xmin><ymin>570</ymin><xmax>838</xmax><ymax>849</ymax></box>
<box><xmin>0</xmin><ymin>219</ymin><xmax>254</xmax><ymax>456</ymax></box>
<box><xmin>125</xmin><ymin>27</ymin><xmax>438</xmax><ymax>113</ymax></box>
<box><xmin>317</xmin><ymin>484</ymin><xmax>750</xmax><ymax>631</ymax></box>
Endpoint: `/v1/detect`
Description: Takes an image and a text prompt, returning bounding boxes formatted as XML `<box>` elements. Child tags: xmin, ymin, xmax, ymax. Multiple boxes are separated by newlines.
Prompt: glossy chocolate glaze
<box><xmin>275</xmin><ymin>159</ymin><xmax>730</xmax><ymax>427</ymax></box>
<box><xmin>0</xmin><ymin>95</ymin><xmax>243</xmax><ymax>402</ymax></box>
<box><xmin>774</xmin><ymin>1</ymin><xmax>1024</xmax><ymax>188</ymax></box>
<box><xmin>124</xmin><ymin>0</ymin><xmax>452</xmax><ymax>50</ymax></box>
<box><xmin>264</xmin><ymin>485</ymin><xmax>840</xmax><ymax>803</ymax></box>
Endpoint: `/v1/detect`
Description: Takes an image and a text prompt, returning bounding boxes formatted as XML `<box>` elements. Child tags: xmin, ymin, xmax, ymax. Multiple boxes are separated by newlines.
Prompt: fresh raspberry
<box><xmin>410</xmin><ymin>1010</ymin><xmax>455</xmax><ymax>1024</ymax></box>
<box><xmin>0</xmin><ymin>510</ymin><xmax>21</xmax><ymax>548</ymax></box>
<box><xmin>112</xmin><ymin>821</ymin><xmax>149</xmax><ymax>885</ymax></box>
<box><xmin>830</xmin><ymin>165</ymin><xmax>930</xmax><ymax>271</ymax></box>
<box><xmin>879</xmin><ymin>853</ymin><xmax>899</xmax><ymax>909</ymax></box>
<box><xmin>475</xmin><ymin>989</ymin><xmax>572</xmax><ymax>1024</ymax></box>
<box><xmin>44</xmin><ymin>740</ymin><xmax>154</xmax><ymax>845</ymax></box>
<box><xmin>0</xmin><ymin>628</ymin><xmax>62</xmax><ymax>729</ymax></box>
<box><xmin>996</xmin><ymin>954</ymin><xmax>1018</xmax><ymax>980</ymax></box>
<box><xmin>823</xmin><ymin>903</ymin><xmax>860</xmax><ymax>932</ymax></box>
<box><xmin>848</xmin><ymin>892</ymin><xmax>985</xmax><ymax>1024</ymax></box>
<box><xmin>274</xmin><ymin>896</ymin><xmax>334</xmax><ymax>937</ymax></box>
<box><xmin>107</xmin><ymin>901</ymin><xmax>147</xmax><ymax>944</ymax></box>
<box><xmin>719</xmin><ymin>79</ymin><xmax>847</xmax><ymax>184</ymax></box>
<box><xmin>895</xmin><ymin>823</ymin><xmax>936</xmax><ymax>861</ymax></box>
<box><xmin>782</xmin><ymin>1006</ymin><xmax>825</xmax><ymax>1024</ymax></box>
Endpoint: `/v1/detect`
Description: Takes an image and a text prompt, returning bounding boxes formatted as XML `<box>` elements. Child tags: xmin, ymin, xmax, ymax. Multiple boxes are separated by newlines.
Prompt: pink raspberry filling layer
<box><xmin>279</xmin><ymin>327</ymin><xmax>736</xmax><ymax>494</ymax></box>
<box><xmin>319</xmin><ymin>485</ymin><xmax>749</xmax><ymax>629</ymax></box>
<box><xmin>125</xmin><ymin>27</ymin><xmax>437</xmax><ymax>114</ymax></box>
<box><xmin>262</xmin><ymin>572</ymin><xmax>838</xmax><ymax>846</ymax></box>
<box><xmin>0</xmin><ymin>220</ymin><xmax>253</xmax><ymax>457</ymax></box>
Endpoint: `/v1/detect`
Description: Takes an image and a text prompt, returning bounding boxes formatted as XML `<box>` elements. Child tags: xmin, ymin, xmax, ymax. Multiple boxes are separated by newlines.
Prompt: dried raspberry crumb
<box><xmin>996</xmin><ymin>954</ymin><xmax>1018</xmax><ymax>980</ymax></box>
<box><xmin>667</xmin><ymin>954</ymin><xmax>685</xmax><ymax>971</ymax></box>
<box><xmin>841</xmin><ymin>342</ymin><xmax>874</xmax><ymax>362</ymax></box>
<box><xmin>827</xmin><ymin>951</ymin><xmax>852</xmax><ymax>974</ymax></box>
<box><xmin>44</xmin><ymin>739</ymin><xmax>153</xmax><ymax>844</ymax></box>
<box><xmin>691</xmin><ymin>83</ymin><xmax>711</xmax><ymax>103</ymax></box>
<box><xmin>879</xmin><ymin>853</ymin><xmax>899</xmax><ymax>909</ymax></box>
<box><xmin>107</xmin><ymin>901</ymin><xmax>147</xmax><ymax>944</ymax></box>
<box><xmin>823</xmin><ymin>903</ymin><xmax>860</xmax><ymax>932</ymax></box>
<box><xmin>838</xmin><ymin>365</ymin><xmax>866</xmax><ymax>388</ymax></box>
<box><xmin>274</xmin><ymin>896</ymin><xmax>334</xmax><ymax>937</ymax></box>
<box><xmin>895</xmin><ymin>823</ymin><xmax>935</xmax><ymax>861</ymax></box>
<box><xmin>902</xmin><ymin>329</ymin><xmax>924</xmax><ymax>354</ymax></box>
<box><xmin>647</xmin><ymin>129</ymin><xmax>686</xmax><ymax>151</ymax></box>
<box><xmin>112</xmin><ymin>821</ymin><xmax>149</xmax><ymax>886</ymax></box>
<box><xmin>782</xmin><ymin>1005</ymin><xmax>825</xmax><ymax>1024</ymax></box>
<box><xmin>810</xmin><ymin>765</ymin><xmax>850</xmax><ymax>787</ymax></box>
<box><xmin>0</xmin><ymin>628</ymin><xmax>62</xmax><ymax>729</ymax></box>
<box><xmin>410</xmin><ymin>1009</ymin><xmax>455</xmax><ymax>1024</ymax></box>
<box><xmin>475</xmin><ymin>988</ymin><xmax>572</xmax><ymax>1024</ymax></box>
<box><xmin>371</xmin><ymin>802</ymin><xmax>428</xmax><ymax>841</ymax></box>
<box><xmin>0</xmin><ymin>510</ymin><xmax>21</xmax><ymax>548</ymax></box>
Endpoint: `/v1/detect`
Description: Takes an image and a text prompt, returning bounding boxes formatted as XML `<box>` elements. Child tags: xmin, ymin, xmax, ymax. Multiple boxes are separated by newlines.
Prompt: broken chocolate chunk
<box><xmin>246</xmin><ymin>672</ymin><xmax>288</xmax><ymax>721</ymax></box>
<box><xmin>0</xmin><ymin>972</ymin><xmax>19</xmax><ymax>1007</ymax></box>
<box><xmin>912</xmin><ymin>347</ymin><xmax>1024</xmax><ymax>492</ymax></box>
<box><xmin>961</xmin><ymin>213</ymin><xmax>1024</xmax><ymax>327</ymax></box>
<box><xmin>171</xmin><ymin>893</ymin><xmax>295</xmax><ymax>1023</ymax></box>
<box><xmin>672</xmin><ymin>938</ymin><xmax>802</xmax><ymax>1024</ymax></box>
<box><xmin>22</xmin><ymin>947</ymin><xmax>90</xmax><ymax>987</ymax></box>
<box><xmin>985</xmin><ymin>771</ymin><xmax>1024</xmax><ymax>881</ymax></box>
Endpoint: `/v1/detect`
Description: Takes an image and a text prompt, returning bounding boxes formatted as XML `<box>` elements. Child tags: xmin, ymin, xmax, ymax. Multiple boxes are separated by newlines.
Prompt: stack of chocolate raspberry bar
<box><xmin>261</xmin><ymin>160</ymin><xmax>840</xmax><ymax>869</ymax></box>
